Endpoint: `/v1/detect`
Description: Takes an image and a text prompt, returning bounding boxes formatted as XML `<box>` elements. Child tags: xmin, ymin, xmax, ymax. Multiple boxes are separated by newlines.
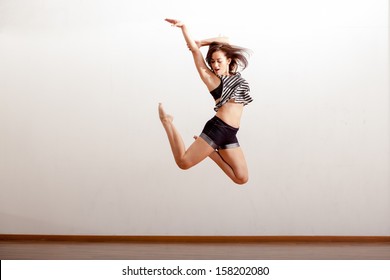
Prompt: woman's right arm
<box><xmin>165</xmin><ymin>18</ymin><xmax>220</xmax><ymax>91</ymax></box>
<box><xmin>196</xmin><ymin>36</ymin><xmax>230</xmax><ymax>48</ymax></box>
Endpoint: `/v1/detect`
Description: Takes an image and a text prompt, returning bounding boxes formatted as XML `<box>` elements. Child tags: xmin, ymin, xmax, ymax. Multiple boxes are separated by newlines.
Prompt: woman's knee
<box><xmin>234</xmin><ymin>171</ymin><xmax>249</xmax><ymax>185</ymax></box>
<box><xmin>235</xmin><ymin>176</ymin><xmax>248</xmax><ymax>185</ymax></box>
<box><xmin>176</xmin><ymin>158</ymin><xmax>193</xmax><ymax>170</ymax></box>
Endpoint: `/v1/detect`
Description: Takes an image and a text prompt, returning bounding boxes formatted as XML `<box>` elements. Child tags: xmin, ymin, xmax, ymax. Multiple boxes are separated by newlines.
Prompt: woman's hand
<box><xmin>165</xmin><ymin>18</ymin><xmax>184</xmax><ymax>28</ymax></box>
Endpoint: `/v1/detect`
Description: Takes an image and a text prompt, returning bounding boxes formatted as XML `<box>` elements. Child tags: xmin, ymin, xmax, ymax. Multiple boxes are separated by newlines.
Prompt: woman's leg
<box><xmin>193</xmin><ymin>135</ymin><xmax>249</xmax><ymax>185</ymax></box>
<box><xmin>159</xmin><ymin>103</ymin><xmax>215</xmax><ymax>169</ymax></box>
<box><xmin>209</xmin><ymin>148</ymin><xmax>249</xmax><ymax>185</ymax></box>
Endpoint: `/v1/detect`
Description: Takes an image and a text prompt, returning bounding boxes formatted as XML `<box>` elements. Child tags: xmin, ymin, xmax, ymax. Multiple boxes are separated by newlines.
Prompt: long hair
<box><xmin>205</xmin><ymin>42</ymin><xmax>250</xmax><ymax>74</ymax></box>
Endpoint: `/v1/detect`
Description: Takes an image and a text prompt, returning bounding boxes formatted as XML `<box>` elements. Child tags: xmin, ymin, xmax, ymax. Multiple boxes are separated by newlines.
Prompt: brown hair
<box><xmin>206</xmin><ymin>42</ymin><xmax>250</xmax><ymax>74</ymax></box>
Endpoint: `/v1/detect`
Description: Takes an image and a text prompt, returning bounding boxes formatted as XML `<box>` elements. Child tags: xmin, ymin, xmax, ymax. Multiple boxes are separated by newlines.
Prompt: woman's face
<box><xmin>210</xmin><ymin>50</ymin><xmax>231</xmax><ymax>76</ymax></box>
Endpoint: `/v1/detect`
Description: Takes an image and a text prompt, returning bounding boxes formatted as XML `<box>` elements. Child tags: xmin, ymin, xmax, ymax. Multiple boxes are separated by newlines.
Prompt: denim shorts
<box><xmin>199</xmin><ymin>116</ymin><xmax>240</xmax><ymax>150</ymax></box>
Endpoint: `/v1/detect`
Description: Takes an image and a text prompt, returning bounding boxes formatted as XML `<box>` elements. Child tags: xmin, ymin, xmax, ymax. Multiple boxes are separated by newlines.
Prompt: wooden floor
<box><xmin>1</xmin><ymin>241</ymin><xmax>390</xmax><ymax>259</ymax></box>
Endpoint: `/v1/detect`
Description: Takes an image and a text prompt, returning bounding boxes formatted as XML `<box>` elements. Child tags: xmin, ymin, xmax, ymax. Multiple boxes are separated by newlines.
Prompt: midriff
<box><xmin>215</xmin><ymin>99</ymin><xmax>244</xmax><ymax>128</ymax></box>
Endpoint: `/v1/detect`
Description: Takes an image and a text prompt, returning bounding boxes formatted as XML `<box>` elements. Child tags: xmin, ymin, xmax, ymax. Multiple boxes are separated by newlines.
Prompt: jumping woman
<box><xmin>159</xmin><ymin>18</ymin><xmax>253</xmax><ymax>185</ymax></box>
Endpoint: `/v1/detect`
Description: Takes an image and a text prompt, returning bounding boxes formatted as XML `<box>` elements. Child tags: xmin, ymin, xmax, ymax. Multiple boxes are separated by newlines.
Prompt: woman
<box><xmin>159</xmin><ymin>18</ymin><xmax>253</xmax><ymax>185</ymax></box>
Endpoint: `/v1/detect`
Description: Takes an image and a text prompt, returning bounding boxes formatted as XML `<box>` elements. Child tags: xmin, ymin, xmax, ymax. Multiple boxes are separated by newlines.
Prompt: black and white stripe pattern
<box><xmin>214</xmin><ymin>72</ymin><xmax>253</xmax><ymax>112</ymax></box>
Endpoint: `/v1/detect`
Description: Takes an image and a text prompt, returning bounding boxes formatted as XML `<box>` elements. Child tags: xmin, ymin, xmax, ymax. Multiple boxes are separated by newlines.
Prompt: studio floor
<box><xmin>1</xmin><ymin>240</ymin><xmax>390</xmax><ymax>260</ymax></box>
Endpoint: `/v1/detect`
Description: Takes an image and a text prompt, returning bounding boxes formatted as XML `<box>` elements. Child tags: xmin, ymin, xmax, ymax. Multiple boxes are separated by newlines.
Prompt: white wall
<box><xmin>0</xmin><ymin>0</ymin><xmax>389</xmax><ymax>236</ymax></box>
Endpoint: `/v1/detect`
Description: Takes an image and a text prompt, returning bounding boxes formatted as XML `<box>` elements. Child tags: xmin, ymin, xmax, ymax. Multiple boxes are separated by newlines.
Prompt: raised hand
<box><xmin>165</xmin><ymin>18</ymin><xmax>184</xmax><ymax>28</ymax></box>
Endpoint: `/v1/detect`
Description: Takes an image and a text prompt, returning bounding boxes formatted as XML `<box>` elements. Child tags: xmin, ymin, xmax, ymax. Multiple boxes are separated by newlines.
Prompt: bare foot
<box><xmin>158</xmin><ymin>103</ymin><xmax>173</xmax><ymax>123</ymax></box>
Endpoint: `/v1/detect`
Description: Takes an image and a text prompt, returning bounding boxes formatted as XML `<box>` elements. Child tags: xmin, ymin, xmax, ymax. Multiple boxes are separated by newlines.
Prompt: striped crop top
<box><xmin>209</xmin><ymin>73</ymin><xmax>253</xmax><ymax>112</ymax></box>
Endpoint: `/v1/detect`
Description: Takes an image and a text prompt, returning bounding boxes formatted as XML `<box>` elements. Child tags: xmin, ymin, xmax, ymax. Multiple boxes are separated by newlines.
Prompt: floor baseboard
<box><xmin>1</xmin><ymin>234</ymin><xmax>390</xmax><ymax>243</ymax></box>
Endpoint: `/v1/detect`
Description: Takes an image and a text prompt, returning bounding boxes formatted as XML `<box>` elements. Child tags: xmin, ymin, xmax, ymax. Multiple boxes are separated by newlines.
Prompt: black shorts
<box><xmin>199</xmin><ymin>116</ymin><xmax>240</xmax><ymax>150</ymax></box>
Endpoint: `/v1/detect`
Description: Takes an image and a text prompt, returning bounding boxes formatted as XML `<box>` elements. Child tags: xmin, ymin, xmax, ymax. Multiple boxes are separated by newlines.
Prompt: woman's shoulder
<box><xmin>227</xmin><ymin>72</ymin><xmax>244</xmax><ymax>79</ymax></box>
<box><xmin>222</xmin><ymin>72</ymin><xmax>248</xmax><ymax>83</ymax></box>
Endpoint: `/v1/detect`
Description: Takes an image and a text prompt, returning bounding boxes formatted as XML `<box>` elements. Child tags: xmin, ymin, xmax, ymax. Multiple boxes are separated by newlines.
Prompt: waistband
<box><xmin>211</xmin><ymin>115</ymin><xmax>239</xmax><ymax>130</ymax></box>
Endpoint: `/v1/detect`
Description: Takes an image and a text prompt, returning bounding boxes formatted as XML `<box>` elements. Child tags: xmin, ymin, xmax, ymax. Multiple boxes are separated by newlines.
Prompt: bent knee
<box><xmin>234</xmin><ymin>173</ymin><xmax>249</xmax><ymax>185</ymax></box>
<box><xmin>236</xmin><ymin>177</ymin><xmax>248</xmax><ymax>185</ymax></box>
<box><xmin>176</xmin><ymin>159</ymin><xmax>193</xmax><ymax>170</ymax></box>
